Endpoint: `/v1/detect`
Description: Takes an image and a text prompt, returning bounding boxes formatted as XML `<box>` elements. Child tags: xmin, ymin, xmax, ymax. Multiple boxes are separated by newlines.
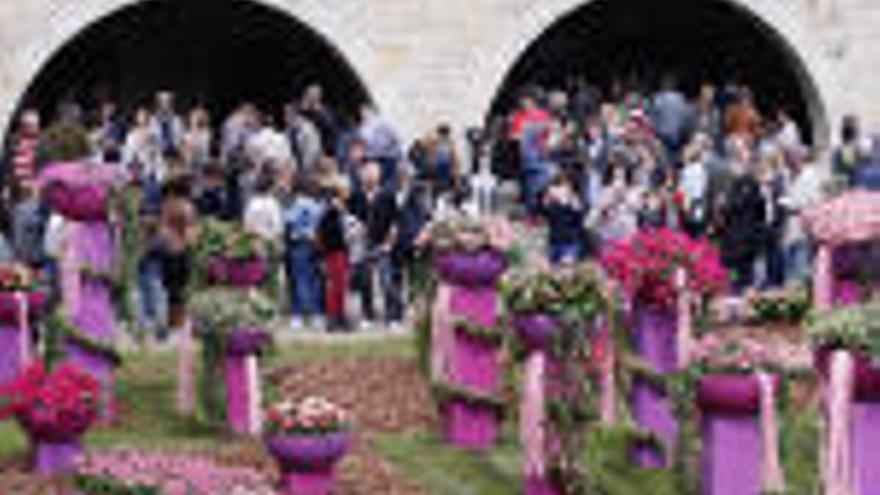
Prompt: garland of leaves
<box><xmin>454</xmin><ymin>319</ymin><xmax>505</xmax><ymax>346</ymax></box>
<box><xmin>44</xmin><ymin>312</ymin><xmax>123</xmax><ymax>369</ymax></box>
<box><xmin>74</xmin><ymin>474</ymin><xmax>160</xmax><ymax>495</ymax></box>
<box><xmin>430</xmin><ymin>381</ymin><xmax>506</xmax><ymax>414</ymax></box>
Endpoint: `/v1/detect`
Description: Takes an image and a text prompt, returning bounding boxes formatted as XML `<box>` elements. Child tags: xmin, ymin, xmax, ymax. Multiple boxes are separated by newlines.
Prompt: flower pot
<box><xmin>265</xmin><ymin>431</ymin><xmax>350</xmax><ymax>495</ymax></box>
<box><xmin>18</xmin><ymin>416</ymin><xmax>90</xmax><ymax>476</ymax></box>
<box><xmin>524</xmin><ymin>474</ymin><xmax>562</xmax><ymax>495</ymax></box>
<box><xmin>225</xmin><ymin>328</ymin><xmax>272</xmax><ymax>356</ymax></box>
<box><xmin>697</xmin><ymin>374</ymin><xmax>779</xmax><ymax>415</ymax></box>
<box><xmin>815</xmin><ymin>347</ymin><xmax>880</xmax><ymax>402</ymax></box>
<box><xmin>512</xmin><ymin>314</ymin><xmax>562</xmax><ymax>351</ymax></box>
<box><xmin>207</xmin><ymin>257</ymin><xmax>268</xmax><ymax>287</ymax></box>
<box><xmin>434</xmin><ymin>249</ymin><xmax>507</xmax><ymax>287</ymax></box>
<box><xmin>0</xmin><ymin>290</ymin><xmax>46</xmax><ymax>326</ymax></box>
<box><xmin>443</xmin><ymin>398</ymin><xmax>499</xmax><ymax>450</ymax></box>
<box><xmin>451</xmin><ymin>327</ymin><xmax>500</xmax><ymax>394</ymax></box>
<box><xmin>45</xmin><ymin>182</ymin><xmax>108</xmax><ymax>222</ymax></box>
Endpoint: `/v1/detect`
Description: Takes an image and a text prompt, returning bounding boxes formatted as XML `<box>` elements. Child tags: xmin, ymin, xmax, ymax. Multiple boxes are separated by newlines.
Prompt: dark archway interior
<box><xmin>14</xmin><ymin>0</ymin><xmax>370</xmax><ymax>125</ymax></box>
<box><xmin>490</xmin><ymin>0</ymin><xmax>822</xmax><ymax>143</ymax></box>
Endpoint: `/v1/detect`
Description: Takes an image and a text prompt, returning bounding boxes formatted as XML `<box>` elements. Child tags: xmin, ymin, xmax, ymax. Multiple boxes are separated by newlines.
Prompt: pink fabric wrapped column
<box><xmin>632</xmin><ymin>304</ymin><xmax>678</xmax><ymax>468</ymax></box>
<box><xmin>444</xmin><ymin>399</ymin><xmax>499</xmax><ymax>450</ymax></box>
<box><xmin>814</xmin><ymin>244</ymin><xmax>834</xmax><ymax>311</ymax></box>
<box><xmin>224</xmin><ymin>354</ymin><xmax>262</xmax><ymax>435</ymax></box>
<box><xmin>65</xmin><ymin>223</ymin><xmax>118</xmax><ymax>421</ymax></box>
<box><xmin>449</xmin><ymin>285</ymin><xmax>499</xmax><ymax>393</ymax></box>
<box><xmin>0</xmin><ymin>324</ymin><xmax>24</xmax><ymax>385</ymax></box>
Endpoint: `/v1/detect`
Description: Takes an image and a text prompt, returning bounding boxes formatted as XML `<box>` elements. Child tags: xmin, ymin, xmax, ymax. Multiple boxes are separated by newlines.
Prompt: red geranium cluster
<box><xmin>600</xmin><ymin>228</ymin><xmax>728</xmax><ymax>307</ymax></box>
<box><xmin>265</xmin><ymin>397</ymin><xmax>350</xmax><ymax>436</ymax></box>
<box><xmin>0</xmin><ymin>362</ymin><xmax>100</xmax><ymax>440</ymax></box>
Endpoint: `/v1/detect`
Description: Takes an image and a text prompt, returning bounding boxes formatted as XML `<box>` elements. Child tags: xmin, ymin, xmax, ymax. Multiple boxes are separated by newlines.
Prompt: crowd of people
<box><xmin>1</xmin><ymin>77</ymin><xmax>880</xmax><ymax>336</ymax></box>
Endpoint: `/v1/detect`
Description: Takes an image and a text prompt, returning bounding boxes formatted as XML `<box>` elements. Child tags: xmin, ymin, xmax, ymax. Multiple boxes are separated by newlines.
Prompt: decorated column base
<box><xmin>443</xmin><ymin>399</ymin><xmax>499</xmax><ymax>450</ymax></box>
<box><xmin>279</xmin><ymin>468</ymin><xmax>337</xmax><ymax>495</ymax></box>
<box><xmin>224</xmin><ymin>354</ymin><xmax>261</xmax><ymax>435</ymax></box>
<box><xmin>31</xmin><ymin>439</ymin><xmax>82</xmax><ymax>476</ymax></box>
<box><xmin>853</xmin><ymin>402</ymin><xmax>880</xmax><ymax>494</ymax></box>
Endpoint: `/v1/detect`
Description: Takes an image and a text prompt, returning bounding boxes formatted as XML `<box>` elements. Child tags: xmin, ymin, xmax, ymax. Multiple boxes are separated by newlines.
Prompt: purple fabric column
<box><xmin>852</xmin><ymin>402</ymin><xmax>880</xmax><ymax>495</ymax></box>
<box><xmin>32</xmin><ymin>439</ymin><xmax>82</xmax><ymax>475</ymax></box>
<box><xmin>225</xmin><ymin>355</ymin><xmax>248</xmax><ymax>435</ymax></box>
<box><xmin>701</xmin><ymin>414</ymin><xmax>761</xmax><ymax>495</ymax></box>
<box><xmin>449</xmin><ymin>285</ymin><xmax>497</xmax><ymax>327</ymax></box>
<box><xmin>444</xmin><ymin>399</ymin><xmax>498</xmax><ymax>450</ymax></box>
<box><xmin>279</xmin><ymin>468</ymin><xmax>335</xmax><ymax>495</ymax></box>
<box><xmin>835</xmin><ymin>280</ymin><xmax>863</xmax><ymax>307</ymax></box>
<box><xmin>66</xmin><ymin>340</ymin><xmax>115</xmax><ymax>421</ymax></box>
<box><xmin>0</xmin><ymin>325</ymin><xmax>22</xmax><ymax>385</ymax></box>
<box><xmin>632</xmin><ymin>304</ymin><xmax>678</xmax><ymax>468</ymax></box>
<box><xmin>449</xmin><ymin>286</ymin><xmax>500</xmax><ymax>393</ymax></box>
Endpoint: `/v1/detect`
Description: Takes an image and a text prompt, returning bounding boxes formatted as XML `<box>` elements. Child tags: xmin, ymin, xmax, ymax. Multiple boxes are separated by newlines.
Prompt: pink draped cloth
<box><xmin>825</xmin><ymin>350</ymin><xmax>855</xmax><ymax>495</ymax></box>
<box><xmin>522</xmin><ymin>351</ymin><xmax>547</xmax><ymax>481</ymax></box>
<box><xmin>814</xmin><ymin>245</ymin><xmax>834</xmax><ymax>311</ymax></box>
<box><xmin>430</xmin><ymin>283</ymin><xmax>454</xmax><ymax>383</ymax></box>
<box><xmin>676</xmin><ymin>269</ymin><xmax>693</xmax><ymax>369</ymax></box>
<box><xmin>14</xmin><ymin>292</ymin><xmax>31</xmax><ymax>370</ymax></box>
<box><xmin>758</xmin><ymin>372</ymin><xmax>785</xmax><ymax>492</ymax></box>
<box><xmin>177</xmin><ymin>320</ymin><xmax>195</xmax><ymax>415</ymax></box>
<box><xmin>60</xmin><ymin>223</ymin><xmax>82</xmax><ymax>318</ymax></box>
<box><xmin>37</xmin><ymin>161</ymin><xmax>128</xmax><ymax>189</ymax></box>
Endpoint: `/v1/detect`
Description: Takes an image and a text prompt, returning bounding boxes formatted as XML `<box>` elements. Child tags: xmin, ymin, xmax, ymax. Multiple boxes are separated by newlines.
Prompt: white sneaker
<box><xmin>311</xmin><ymin>316</ymin><xmax>326</xmax><ymax>331</ymax></box>
<box><xmin>359</xmin><ymin>320</ymin><xmax>374</xmax><ymax>332</ymax></box>
<box><xmin>388</xmin><ymin>321</ymin><xmax>405</xmax><ymax>333</ymax></box>
<box><xmin>289</xmin><ymin>317</ymin><xmax>304</xmax><ymax>331</ymax></box>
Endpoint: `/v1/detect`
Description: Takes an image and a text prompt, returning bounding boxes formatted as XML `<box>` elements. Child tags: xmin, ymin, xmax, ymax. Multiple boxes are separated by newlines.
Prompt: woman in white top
<box><xmin>243</xmin><ymin>168</ymin><xmax>284</xmax><ymax>244</ymax></box>
<box><xmin>123</xmin><ymin>107</ymin><xmax>165</xmax><ymax>182</ymax></box>
<box><xmin>182</xmin><ymin>107</ymin><xmax>213</xmax><ymax>178</ymax></box>
<box><xmin>591</xmin><ymin>160</ymin><xmax>641</xmax><ymax>243</ymax></box>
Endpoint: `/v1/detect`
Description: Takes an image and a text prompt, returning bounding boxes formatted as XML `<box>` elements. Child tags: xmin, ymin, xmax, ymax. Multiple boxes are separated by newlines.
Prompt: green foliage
<box><xmin>749</xmin><ymin>289</ymin><xmax>811</xmax><ymax>324</ymax></box>
<box><xmin>44</xmin><ymin>312</ymin><xmax>123</xmax><ymax>368</ymax></box>
<box><xmin>807</xmin><ymin>301</ymin><xmax>880</xmax><ymax>359</ymax></box>
<box><xmin>74</xmin><ymin>474</ymin><xmax>160</xmax><ymax>495</ymax></box>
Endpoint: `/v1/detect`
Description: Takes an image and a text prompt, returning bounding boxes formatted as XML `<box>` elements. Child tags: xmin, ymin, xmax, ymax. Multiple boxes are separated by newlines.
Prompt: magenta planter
<box><xmin>45</xmin><ymin>182</ymin><xmax>109</xmax><ymax>222</ymax></box>
<box><xmin>434</xmin><ymin>250</ymin><xmax>507</xmax><ymax>287</ymax></box>
<box><xmin>815</xmin><ymin>348</ymin><xmax>880</xmax><ymax>402</ymax></box>
<box><xmin>525</xmin><ymin>475</ymin><xmax>563</xmax><ymax>495</ymax></box>
<box><xmin>512</xmin><ymin>314</ymin><xmax>561</xmax><ymax>351</ymax></box>
<box><xmin>853</xmin><ymin>403</ymin><xmax>880</xmax><ymax>495</ymax></box>
<box><xmin>207</xmin><ymin>257</ymin><xmax>268</xmax><ymax>287</ymax></box>
<box><xmin>698</xmin><ymin>375</ymin><xmax>779</xmax><ymax>495</ymax></box>
<box><xmin>224</xmin><ymin>332</ymin><xmax>267</xmax><ymax>436</ymax></box>
<box><xmin>265</xmin><ymin>432</ymin><xmax>350</xmax><ymax>495</ymax></box>
<box><xmin>0</xmin><ymin>291</ymin><xmax>46</xmax><ymax>326</ymax></box>
<box><xmin>631</xmin><ymin>304</ymin><xmax>678</xmax><ymax>468</ymax></box>
<box><xmin>451</xmin><ymin>328</ymin><xmax>500</xmax><ymax>394</ymax></box>
<box><xmin>443</xmin><ymin>399</ymin><xmax>499</xmax><ymax>450</ymax></box>
<box><xmin>31</xmin><ymin>438</ymin><xmax>83</xmax><ymax>475</ymax></box>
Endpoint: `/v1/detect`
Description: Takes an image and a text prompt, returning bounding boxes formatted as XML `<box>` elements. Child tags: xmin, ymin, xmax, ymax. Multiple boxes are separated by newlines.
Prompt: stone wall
<box><xmin>0</xmin><ymin>0</ymin><xmax>876</xmax><ymax>147</ymax></box>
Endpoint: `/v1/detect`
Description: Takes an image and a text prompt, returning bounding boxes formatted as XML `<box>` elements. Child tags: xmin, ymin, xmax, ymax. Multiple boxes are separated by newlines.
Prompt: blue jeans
<box><xmin>549</xmin><ymin>242</ymin><xmax>583</xmax><ymax>265</ymax></box>
<box><xmin>522</xmin><ymin>164</ymin><xmax>552</xmax><ymax>215</ymax></box>
<box><xmin>286</xmin><ymin>240</ymin><xmax>322</xmax><ymax>317</ymax></box>
<box><xmin>786</xmin><ymin>241</ymin><xmax>812</xmax><ymax>286</ymax></box>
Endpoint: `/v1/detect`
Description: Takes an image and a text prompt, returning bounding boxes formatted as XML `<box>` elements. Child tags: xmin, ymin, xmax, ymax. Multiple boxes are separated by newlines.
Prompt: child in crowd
<box><xmin>543</xmin><ymin>174</ymin><xmax>587</xmax><ymax>264</ymax></box>
<box><xmin>283</xmin><ymin>178</ymin><xmax>325</xmax><ymax>330</ymax></box>
<box><xmin>317</xmin><ymin>178</ymin><xmax>351</xmax><ymax>332</ymax></box>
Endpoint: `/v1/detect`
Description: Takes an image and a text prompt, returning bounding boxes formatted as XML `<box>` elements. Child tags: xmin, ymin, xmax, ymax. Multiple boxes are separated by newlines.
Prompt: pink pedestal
<box><xmin>631</xmin><ymin>305</ymin><xmax>678</xmax><ymax>468</ymax></box>
<box><xmin>525</xmin><ymin>474</ymin><xmax>562</xmax><ymax>495</ymax></box>
<box><xmin>853</xmin><ymin>402</ymin><xmax>880</xmax><ymax>495</ymax></box>
<box><xmin>444</xmin><ymin>399</ymin><xmax>498</xmax><ymax>450</ymax></box>
<box><xmin>451</xmin><ymin>330</ymin><xmax>499</xmax><ymax>394</ymax></box>
<box><xmin>279</xmin><ymin>469</ymin><xmax>336</xmax><ymax>495</ymax></box>
<box><xmin>0</xmin><ymin>325</ymin><xmax>24</xmax><ymax>385</ymax></box>
<box><xmin>701</xmin><ymin>414</ymin><xmax>761</xmax><ymax>495</ymax></box>
<box><xmin>224</xmin><ymin>354</ymin><xmax>259</xmax><ymax>435</ymax></box>
<box><xmin>31</xmin><ymin>439</ymin><xmax>82</xmax><ymax>475</ymax></box>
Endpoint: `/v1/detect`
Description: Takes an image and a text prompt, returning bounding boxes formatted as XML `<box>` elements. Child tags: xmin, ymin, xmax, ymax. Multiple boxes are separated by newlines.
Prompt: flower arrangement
<box><xmin>197</xmin><ymin>219</ymin><xmax>269</xmax><ymax>261</ymax></box>
<box><xmin>189</xmin><ymin>288</ymin><xmax>275</xmax><ymax>339</ymax></box>
<box><xmin>0</xmin><ymin>262</ymin><xmax>43</xmax><ymax>292</ymax></box>
<box><xmin>807</xmin><ymin>302</ymin><xmax>880</xmax><ymax>359</ymax></box>
<box><xmin>0</xmin><ymin>362</ymin><xmax>100</xmax><ymax>440</ymax></box>
<box><xmin>264</xmin><ymin>397</ymin><xmax>351</xmax><ymax>436</ymax></box>
<box><xmin>687</xmin><ymin>334</ymin><xmax>796</xmax><ymax>375</ymax></box>
<box><xmin>418</xmin><ymin>213</ymin><xmax>516</xmax><ymax>254</ymax></box>
<box><xmin>748</xmin><ymin>289</ymin><xmax>811</xmax><ymax>325</ymax></box>
<box><xmin>600</xmin><ymin>228</ymin><xmax>728</xmax><ymax>307</ymax></box>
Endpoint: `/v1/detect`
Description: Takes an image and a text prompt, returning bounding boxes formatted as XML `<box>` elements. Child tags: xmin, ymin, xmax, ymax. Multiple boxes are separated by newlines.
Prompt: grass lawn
<box><xmin>0</xmin><ymin>334</ymin><xmax>415</xmax><ymax>460</ymax></box>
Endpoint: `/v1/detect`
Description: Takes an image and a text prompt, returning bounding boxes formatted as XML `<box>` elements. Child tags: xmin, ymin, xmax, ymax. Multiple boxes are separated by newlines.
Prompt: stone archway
<box><xmin>0</xmin><ymin>0</ymin><xmax>376</xmax><ymax>140</ymax></box>
<box><xmin>466</xmin><ymin>0</ymin><xmax>836</xmax><ymax>147</ymax></box>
